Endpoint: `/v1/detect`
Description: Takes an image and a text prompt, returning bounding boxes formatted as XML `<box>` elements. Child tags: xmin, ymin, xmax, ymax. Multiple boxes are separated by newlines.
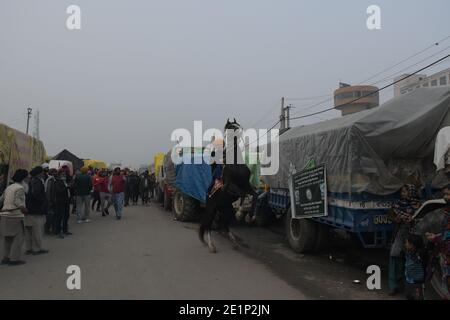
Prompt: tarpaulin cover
<box><xmin>264</xmin><ymin>88</ymin><xmax>450</xmax><ymax>195</ymax></box>
<box><xmin>153</xmin><ymin>152</ymin><xmax>165</xmax><ymax>177</ymax></box>
<box><xmin>163</xmin><ymin>150</ymin><xmax>176</xmax><ymax>186</ymax></box>
<box><xmin>84</xmin><ymin>159</ymin><xmax>107</xmax><ymax>169</ymax></box>
<box><xmin>175</xmin><ymin>153</ymin><xmax>212</xmax><ymax>203</ymax></box>
<box><xmin>0</xmin><ymin>123</ymin><xmax>47</xmax><ymax>180</ymax></box>
<box><xmin>434</xmin><ymin>126</ymin><xmax>450</xmax><ymax>171</ymax></box>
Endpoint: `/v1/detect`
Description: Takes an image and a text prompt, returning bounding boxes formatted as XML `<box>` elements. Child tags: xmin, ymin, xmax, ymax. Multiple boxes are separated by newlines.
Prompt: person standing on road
<box><xmin>0</xmin><ymin>169</ymin><xmax>29</xmax><ymax>266</ymax></box>
<box><xmin>129</xmin><ymin>171</ymin><xmax>140</xmax><ymax>205</ymax></box>
<box><xmin>139</xmin><ymin>170</ymin><xmax>151</xmax><ymax>205</ymax></box>
<box><xmin>387</xmin><ymin>184</ymin><xmax>422</xmax><ymax>296</ymax></box>
<box><xmin>148</xmin><ymin>172</ymin><xmax>156</xmax><ymax>201</ymax></box>
<box><xmin>52</xmin><ymin>169</ymin><xmax>72</xmax><ymax>238</ymax></box>
<box><xmin>41</xmin><ymin>163</ymin><xmax>49</xmax><ymax>182</ymax></box>
<box><xmin>124</xmin><ymin>169</ymin><xmax>130</xmax><ymax>207</ymax></box>
<box><xmin>24</xmin><ymin>166</ymin><xmax>49</xmax><ymax>256</ymax></box>
<box><xmin>44</xmin><ymin>168</ymin><xmax>57</xmax><ymax>235</ymax></box>
<box><xmin>73</xmin><ymin>166</ymin><xmax>93</xmax><ymax>224</ymax></box>
<box><xmin>91</xmin><ymin>171</ymin><xmax>102</xmax><ymax>212</ymax></box>
<box><xmin>110</xmin><ymin>167</ymin><xmax>125</xmax><ymax>220</ymax></box>
<box><xmin>404</xmin><ymin>234</ymin><xmax>425</xmax><ymax>300</ymax></box>
<box><xmin>99</xmin><ymin>169</ymin><xmax>112</xmax><ymax>217</ymax></box>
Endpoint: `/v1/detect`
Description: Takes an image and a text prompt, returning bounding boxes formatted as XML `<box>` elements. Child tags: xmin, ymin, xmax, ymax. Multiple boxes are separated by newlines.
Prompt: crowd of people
<box><xmin>0</xmin><ymin>164</ymin><xmax>156</xmax><ymax>266</ymax></box>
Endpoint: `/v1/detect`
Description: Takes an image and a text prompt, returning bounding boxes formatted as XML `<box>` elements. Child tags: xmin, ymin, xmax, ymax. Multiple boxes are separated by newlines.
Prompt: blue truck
<box><xmin>170</xmin><ymin>151</ymin><xmax>212</xmax><ymax>221</ymax></box>
<box><xmin>259</xmin><ymin>88</ymin><xmax>450</xmax><ymax>254</ymax></box>
<box><xmin>261</xmin><ymin>187</ymin><xmax>396</xmax><ymax>253</ymax></box>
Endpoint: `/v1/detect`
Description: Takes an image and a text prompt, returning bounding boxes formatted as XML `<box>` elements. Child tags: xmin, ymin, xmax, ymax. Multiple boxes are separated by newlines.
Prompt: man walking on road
<box><xmin>0</xmin><ymin>169</ymin><xmax>29</xmax><ymax>266</ymax></box>
<box><xmin>110</xmin><ymin>167</ymin><xmax>125</xmax><ymax>220</ymax></box>
<box><xmin>139</xmin><ymin>170</ymin><xmax>151</xmax><ymax>205</ymax></box>
<box><xmin>24</xmin><ymin>166</ymin><xmax>49</xmax><ymax>256</ymax></box>
<box><xmin>73</xmin><ymin>166</ymin><xmax>93</xmax><ymax>224</ymax></box>
<box><xmin>99</xmin><ymin>169</ymin><xmax>112</xmax><ymax>217</ymax></box>
<box><xmin>52</xmin><ymin>169</ymin><xmax>72</xmax><ymax>238</ymax></box>
<box><xmin>44</xmin><ymin>168</ymin><xmax>57</xmax><ymax>235</ymax></box>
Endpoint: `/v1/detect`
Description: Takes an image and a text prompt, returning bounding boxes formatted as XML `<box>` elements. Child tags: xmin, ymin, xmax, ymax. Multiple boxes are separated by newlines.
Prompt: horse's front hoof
<box><xmin>209</xmin><ymin>246</ymin><xmax>217</xmax><ymax>253</ymax></box>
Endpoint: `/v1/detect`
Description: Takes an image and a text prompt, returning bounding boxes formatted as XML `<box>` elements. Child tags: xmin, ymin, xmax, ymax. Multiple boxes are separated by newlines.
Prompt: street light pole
<box><xmin>26</xmin><ymin>107</ymin><xmax>32</xmax><ymax>135</ymax></box>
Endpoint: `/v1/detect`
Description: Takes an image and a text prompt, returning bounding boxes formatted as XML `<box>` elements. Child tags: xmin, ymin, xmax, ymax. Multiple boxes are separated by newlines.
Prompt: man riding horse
<box><xmin>199</xmin><ymin>118</ymin><xmax>258</xmax><ymax>253</ymax></box>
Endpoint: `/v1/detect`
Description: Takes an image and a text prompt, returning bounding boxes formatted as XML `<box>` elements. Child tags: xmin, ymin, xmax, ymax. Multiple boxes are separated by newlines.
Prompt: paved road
<box><xmin>3</xmin><ymin>202</ymin><xmax>430</xmax><ymax>300</ymax></box>
<box><xmin>0</xmin><ymin>204</ymin><xmax>306</xmax><ymax>299</ymax></box>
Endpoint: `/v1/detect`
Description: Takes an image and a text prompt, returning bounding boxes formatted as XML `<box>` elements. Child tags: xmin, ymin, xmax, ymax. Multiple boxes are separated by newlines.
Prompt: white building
<box><xmin>394</xmin><ymin>68</ymin><xmax>450</xmax><ymax>98</ymax></box>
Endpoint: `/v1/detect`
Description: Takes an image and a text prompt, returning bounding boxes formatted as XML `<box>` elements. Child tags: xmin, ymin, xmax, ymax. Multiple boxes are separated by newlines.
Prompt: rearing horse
<box><xmin>199</xmin><ymin>118</ymin><xmax>258</xmax><ymax>253</ymax></box>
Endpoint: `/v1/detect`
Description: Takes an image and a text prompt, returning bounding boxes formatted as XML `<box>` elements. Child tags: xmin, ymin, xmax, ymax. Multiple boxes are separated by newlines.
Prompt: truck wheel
<box><xmin>163</xmin><ymin>190</ymin><xmax>172</xmax><ymax>211</ymax></box>
<box><xmin>430</xmin><ymin>256</ymin><xmax>450</xmax><ymax>299</ymax></box>
<box><xmin>173</xmin><ymin>190</ymin><xmax>198</xmax><ymax>221</ymax></box>
<box><xmin>285</xmin><ymin>208</ymin><xmax>317</xmax><ymax>253</ymax></box>
<box><xmin>255</xmin><ymin>196</ymin><xmax>274</xmax><ymax>228</ymax></box>
<box><xmin>312</xmin><ymin>223</ymin><xmax>329</xmax><ymax>253</ymax></box>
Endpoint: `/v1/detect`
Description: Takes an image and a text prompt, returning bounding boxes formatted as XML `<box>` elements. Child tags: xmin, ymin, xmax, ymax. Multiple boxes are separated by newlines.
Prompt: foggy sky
<box><xmin>1</xmin><ymin>0</ymin><xmax>450</xmax><ymax>167</ymax></box>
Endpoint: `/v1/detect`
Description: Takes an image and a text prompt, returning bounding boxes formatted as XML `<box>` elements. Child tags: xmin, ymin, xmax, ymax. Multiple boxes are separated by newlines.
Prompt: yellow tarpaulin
<box><xmin>84</xmin><ymin>159</ymin><xmax>107</xmax><ymax>169</ymax></box>
<box><xmin>153</xmin><ymin>152</ymin><xmax>165</xmax><ymax>176</ymax></box>
<box><xmin>0</xmin><ymin>123</ymin><xmax>47</xmax><ymax>180</ymax></box>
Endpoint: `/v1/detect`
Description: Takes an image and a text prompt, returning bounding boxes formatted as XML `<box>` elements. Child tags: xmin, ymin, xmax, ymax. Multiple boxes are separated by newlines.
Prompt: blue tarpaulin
<box><xmin>175</xmin><ymin>153</ymin><xmax>212</xmax><ymax>203</ymax></box>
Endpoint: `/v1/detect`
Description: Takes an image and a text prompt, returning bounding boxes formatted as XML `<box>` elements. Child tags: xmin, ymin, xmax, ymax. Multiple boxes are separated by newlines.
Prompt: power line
<box><xmin>358</xmin><ymin>35</ymin><xmax>450</xmax><ymax>84</ymax></box>
<box><xmin>248</xmin><ymin>100</ymin><xmax>281</xmax><ymax>128</ymax></box>
<box><xmin>244</xmin><ymin>119</ymin><xmax>281</xmax><ymax>147</ymax></box>
<box><xmin>285</xmin><ymin>94</ymin><xmax>331</xmax><ymax>101</ymax></box>
<box><xmin>368</xmin><ymin>44</ymin><xmax>450</xmax><ymax>86</ymax></box>
<box><xmin>246</xmin><ymin>38</ymin><xmax>450</xmax><ymax>146</ymax></box>
<box><xmin>286</xmin><ymin>35</ymin><xmax>450</xmax><ymax>110</ymax></box>
<box><xmin>289</xmin><ymin>96</ymin><xmax>334</xmax><ymax>117</ymax></box>
<box><xmin>290</xmin><ymin>54</ymin><xmax>450</xmax><ymax>121</ymax></box>
<box><xmin>289</xmin><ymin>44</ymin><xmax>450</xmax><ymax>120</ymax></box>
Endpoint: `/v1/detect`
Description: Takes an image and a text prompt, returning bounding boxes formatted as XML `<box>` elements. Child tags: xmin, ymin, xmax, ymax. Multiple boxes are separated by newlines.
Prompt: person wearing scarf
<box><xmin>388</xmin><ymin>184</ymin><xmax>422</xmax><ymax>295</ymax></box>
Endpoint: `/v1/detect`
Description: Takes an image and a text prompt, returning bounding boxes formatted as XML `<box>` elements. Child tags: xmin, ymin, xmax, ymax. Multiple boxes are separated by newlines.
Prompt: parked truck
<box><xmin>170</xmin><ymin>150</ymin><xmax>212</xmax><ymax>221</ymax></box>
<box><xmin>0</xmin><ymin>122</ymin><xmax>47</xmax><ymax>192</ymax></box>
<box><xmin>258</xmin><ymin>87</ymin><xmax>450</xmax><ymax>254</ymax></box>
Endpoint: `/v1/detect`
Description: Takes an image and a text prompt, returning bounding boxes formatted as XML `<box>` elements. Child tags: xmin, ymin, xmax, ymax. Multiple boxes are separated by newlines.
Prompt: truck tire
<box><xmin>156</xmin><ymin>186</ymin><xmax>164</xmax><ymax>203</ymax></box>
<box><xmin>163</xmin><ymin>190</ymin><xmax>172</xmax><ymax>211</ymax></box>
<box><xmin>255</xmin><ymin>196</ymin><xmax>274</xmax><ymax>228</ymax></box>
<box><xmin>285</xmin><ymin>208</ymin><xmax>318</xmax><ymax>253</ymax></box>
<box><xmin>312</xmin><ymin>223</ymin><xmax>329</xmax><ymax>253</ymax></box>
<box><xmin>173</xmin><ymin>190</ymin><xmax>198</xmax><ymax>222</ymax></box>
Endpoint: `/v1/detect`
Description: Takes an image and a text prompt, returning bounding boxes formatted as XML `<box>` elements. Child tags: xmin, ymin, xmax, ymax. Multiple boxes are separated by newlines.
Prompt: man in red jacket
<box><xmin>91</xmin><ymin>171</ymin><xmax>102</xmax><ymax>212</ymax></box>
<box><xmin>97</xmin><ymin>170</ymin><xmax>111</xmax><ymax>217</ymax></box>
<box><xmin>109</xmin><ymin>167</ymin><xmax>126</xmax><ymax>220</ymax></box>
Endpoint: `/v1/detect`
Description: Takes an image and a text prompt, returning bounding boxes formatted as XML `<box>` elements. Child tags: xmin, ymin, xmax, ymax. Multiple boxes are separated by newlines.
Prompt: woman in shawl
<box><xmin>388</xmin><ymin>184</ymin><xmax>422</xmax><ymax>295</ymax></box>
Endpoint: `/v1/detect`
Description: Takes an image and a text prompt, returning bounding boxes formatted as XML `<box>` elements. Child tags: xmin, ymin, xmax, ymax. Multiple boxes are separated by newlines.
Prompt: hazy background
<box><xmin>1</xmin><ymin>0</ymin><xmax>450</xmax><ymax>167</ymax></box>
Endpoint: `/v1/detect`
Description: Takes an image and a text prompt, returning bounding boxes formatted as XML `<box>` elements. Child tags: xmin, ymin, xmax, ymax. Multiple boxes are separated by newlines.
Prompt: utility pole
<box><xmin>286</xmin><ymin>104</ymin><xmax>293</xmax><ymax>129</ymax></box>
<box><xmin>26</xmin><ymin>107</ymin><xmax>32</xmax><ymax>135</ymax></box>
<box><xmin>280</xmin><ymin>97</ymin><xmax>285</xmax><ymax>130</ymax></box>
<box><xmin>33</xmin><ymin>109</ymin><xmax>40</xmax><ymax>140</ymax></box>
